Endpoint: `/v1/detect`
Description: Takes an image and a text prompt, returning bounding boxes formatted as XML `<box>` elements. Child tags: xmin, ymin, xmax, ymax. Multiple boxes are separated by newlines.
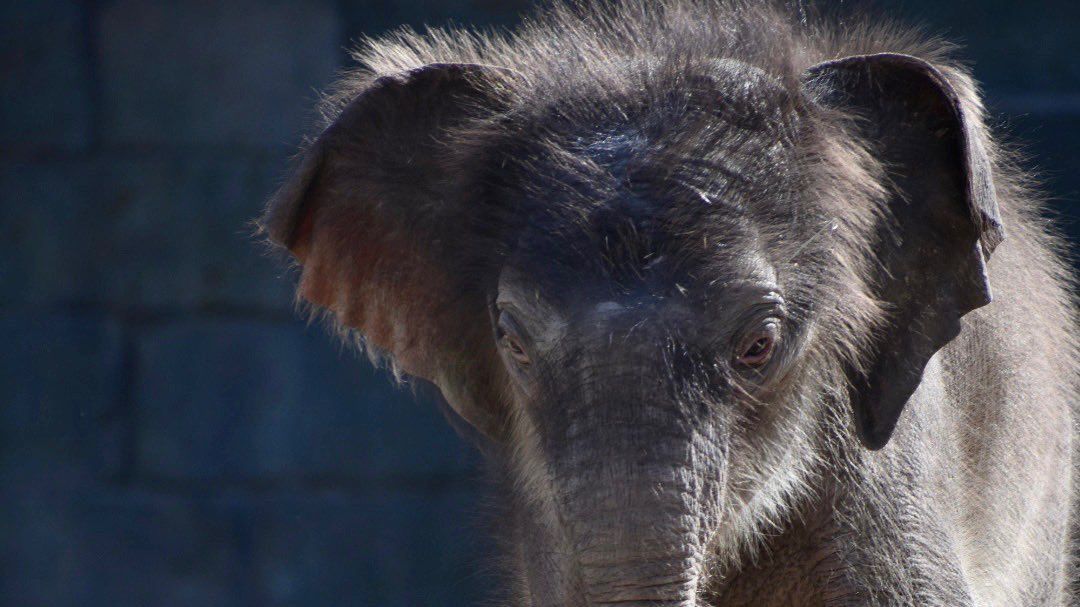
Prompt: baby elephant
<box><xmin>259</xmin><ymin>1</ymin><xmax>1077</xmax><ymax>605</ymax></box>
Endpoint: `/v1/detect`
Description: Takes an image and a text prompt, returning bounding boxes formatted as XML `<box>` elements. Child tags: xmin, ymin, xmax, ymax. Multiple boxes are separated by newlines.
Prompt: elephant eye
<box><xmin>735</xmin><ymin>320</ymin><xmax>780</xmax><ymax>368</ymax></box>
<box><xmin>497</xmin><ymin>311</ymin><xmax>532</xmax><ymax>367</ymax></box>
<box><xmin>504</xmin><ymin>335</ymin><xmax>531</xmax><ymax>365</ymax></box>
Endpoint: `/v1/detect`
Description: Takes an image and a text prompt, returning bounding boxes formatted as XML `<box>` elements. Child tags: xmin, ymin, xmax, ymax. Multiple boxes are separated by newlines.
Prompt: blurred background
<box><xmin>1</xmin><ymin>1</ymin><xmax>1076</xmax><ymax>606</ymax></box>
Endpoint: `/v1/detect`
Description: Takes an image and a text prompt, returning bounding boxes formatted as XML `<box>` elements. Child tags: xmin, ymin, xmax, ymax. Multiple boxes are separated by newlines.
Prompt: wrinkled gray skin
<box><xmin>259</xmin><ymin>2</ymin><xmax>1078</xmax><ymax>605</ymax></box>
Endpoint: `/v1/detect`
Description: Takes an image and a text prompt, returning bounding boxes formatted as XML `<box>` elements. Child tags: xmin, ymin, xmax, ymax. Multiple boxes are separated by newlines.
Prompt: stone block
<box><xmin>0</xmin><ymin>161</ymin><xmax>102</xmax><ymax>307</ymax></box>
<box><xmin>95</xmin><ymin>152</ymin><xmax>295</xmax><ymax>310</ymax></box>
<box><xmin>0</xmin><ymin>313</ymin><xmax>124</xmax><ymax>484</ymax></box>
<box><xmin>133</xmin><ymin>319</ymin><xmax>477</xmax><ymax>483</ymax></box>
<box><xmin>0</xmin><ymin>488</ymin><xmax>245</xmax><ymax>607</ymax></box>
<box><xmin>75</xmin><ymin>491</ymin><xmax>245</xmax><ymax>607</ymax></box>
<box><xmin>250</xmin><ymin>487</ymin><xmax>487</xmax><ymax>607</ymax></box>
<box><xmin>0</xmin><ymin>489</ymin><xmax>86</xmax><ymax>606</ymax></box>
<box><xmin>0</xmin><ymin>153</ymin><xmax>296</xmax><ymax>311</ymax></box>
<box><xmin>872</xmin><ymin>0</ymin><xmax>1080</xmax><ymax>96</ymax></box>
<box><xmin>0</xmin><ymin>0</ymin><xmax>92</xmax><ymax>152</ymax></box>
<box><xmin>99</xmin><ymin>0</ymin><xmax>340</xmax><ymax>146</ymax></box>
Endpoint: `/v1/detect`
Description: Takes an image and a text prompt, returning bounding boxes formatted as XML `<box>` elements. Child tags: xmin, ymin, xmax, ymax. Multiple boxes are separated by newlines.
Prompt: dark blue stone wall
<box><xmin>1</xmin><ymin>2</ymin><xmax>1075</xmax><ymax>606</ymax></box>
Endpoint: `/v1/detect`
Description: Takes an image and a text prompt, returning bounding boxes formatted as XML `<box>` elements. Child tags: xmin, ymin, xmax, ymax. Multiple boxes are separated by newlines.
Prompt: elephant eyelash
<box><xmin>497</xmin><ymin>311</ymin><xmax>533</xmax><ymax>366</ymax></box>
<box><xmin>502</xmin><ymin>333</ymin><xmax>531</xmax><ymax>365</ymax></box>
<box><xmin>734</xmin><ymin>320</ymin><xmax>781</xmax><ymax>368</ymax></box>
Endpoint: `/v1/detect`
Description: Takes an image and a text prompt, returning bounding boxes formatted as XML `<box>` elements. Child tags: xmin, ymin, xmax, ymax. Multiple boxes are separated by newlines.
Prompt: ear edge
<box><xmin>804</xmin><ymin>52</ymin><xmax>1005</xmax><ymax>259</ymax></box>
<box><xmin>804</xmin><ymin>52</ymin><xmax>1003</xmax><ymax>449</ymax></box>
<box><xmin>258</xmin><ymin>140</ymin><xmax>326</xmax><ymax>257</ymax></box>
<box><xmin>257</xmin><ymin>61</ymin><xmax>522</xmax><ymax>258</ymax></box>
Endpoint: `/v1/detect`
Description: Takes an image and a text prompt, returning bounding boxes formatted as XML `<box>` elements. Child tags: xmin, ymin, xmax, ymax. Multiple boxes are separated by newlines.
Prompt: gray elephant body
<box><xmin>260</xmin><ymin>2</ymin><xmax>1077</xmax><ymax>605</ymax></box>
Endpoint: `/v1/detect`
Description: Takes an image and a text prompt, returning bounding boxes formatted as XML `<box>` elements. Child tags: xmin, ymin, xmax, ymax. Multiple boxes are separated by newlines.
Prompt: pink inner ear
<box><xmin>297</xmin><ymin>205</ymin><xmax>445</xmax><ymax>381</ymax></box>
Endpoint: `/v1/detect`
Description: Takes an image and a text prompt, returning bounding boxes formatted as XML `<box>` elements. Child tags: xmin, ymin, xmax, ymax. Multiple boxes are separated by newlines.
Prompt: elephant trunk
<box><xmin>550</xmin><ymin>385</ymin><xmax>725</xmax><ymax>606</ymax></box>
<box><xmin>561</xmin><ymin>445</ymin><xmax>709</xmax><ymax>605</ymax></box>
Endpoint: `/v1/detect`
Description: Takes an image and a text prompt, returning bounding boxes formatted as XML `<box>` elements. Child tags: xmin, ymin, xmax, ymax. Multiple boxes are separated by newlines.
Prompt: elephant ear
<box><xmin>259</xmin><ymin>63</ymin><xmax>518</xmax><ymax>439</ymax></box>
<box><xmin>803</xmin><ymin>53</ymin><xmax>1005</xmax><ymax>449</ymax></box>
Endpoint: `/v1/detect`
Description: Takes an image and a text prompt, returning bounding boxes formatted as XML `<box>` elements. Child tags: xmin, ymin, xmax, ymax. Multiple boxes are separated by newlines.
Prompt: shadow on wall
<box><xmin>0</xmin><ymin>1</ymin><xmax>1076</xmax><ymax>606</ymax></box>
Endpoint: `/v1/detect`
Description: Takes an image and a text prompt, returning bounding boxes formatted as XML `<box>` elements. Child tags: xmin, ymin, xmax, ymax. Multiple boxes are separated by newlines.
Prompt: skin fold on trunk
<box><xmin>524</xmin><ymin>334</ymin><xmax>729</xmax><ymax>606</ymax></box>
